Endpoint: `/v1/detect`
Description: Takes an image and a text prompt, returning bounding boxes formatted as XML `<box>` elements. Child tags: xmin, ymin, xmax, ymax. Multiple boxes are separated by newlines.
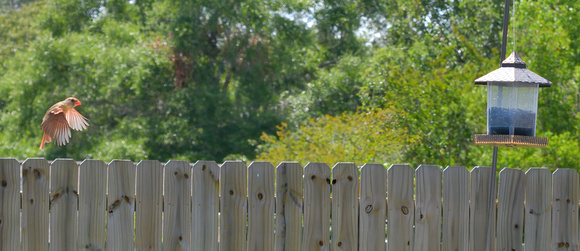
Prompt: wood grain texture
<box><xmin>247</xmin><ymin>161</ymin><xmax>275</xmax><ymax>250</ymax></box>
<box><xmin>524</xmin><ymin>168</ymin><xmax>552</xmax><ymax>251</ymax></box>
<box><xmin>302</xmin><ymin>162</ymin><xmax>331</xmax><ymax>251</ymax></box>
<box><xmin>275</xmin><ymin>161</ymin><xmax>303</xmax><ymax>251</ymax></box>
<box><xmin>442</xmin><ymin>166</ymin><xmax>469</xmax><ymax>251</ymax></box>
<box><xmin>21</xmin><ymin>158</ymin><xmax>49</xmax><ymax>251</ymax></box>
<box><xmin>78</xmin><ymin>159</ymin><xmax>107</xmax><ymax>251</ymax></box>
<box><xmin>49</xmin><ymin>159</ymin><xmax>78</xmax><ymax>251</ymax></box>
<box><xmin>0</xmin><ymin>158</ymin><xmax>20</xmax><ymax>250</ymax></box>
<box><xmin>496</xmin><ymin>168</ymin><xmax>524</xmax><ymax>251</ymax></box>
<box><xmin>387</xmin><ymin>164</ymin><xmax>414</xmax><ymax>251</ymax></box>
<box><xmin>469</xmin><ymin>166</ymin><xmax>496</xmax><ymax>251</ymax></box>
<box><xmin>135</xmin><ymin>160</ymin><xmax>163</xmax><ymax>250</ymax></box>
<box><xmin>414</xmin><ymin>164</ymin><xmax>441</xmax><ymax>251</ymax></box>
<box><xmin>192</xmin><ymin>160</ymin><xmax>220</xmax><ymax>251</ymax></box>
<box><xmin>163</xmin><ymin>160</ymin><xmax>192</xmax><ymax>251</ymax></box>
<box><xmin>359</xmin><ymin>163</ymin><xmax>386</xmax><ymax>251</ymax></box>
<box><xmin>107</xmin><ymin>160</ymin><xmax>135</xmax><ymax>251</ymax></box>
<box><xmin>552</xmin><ymin>168</ymin><xmax>579</xmax><ymax>250</ymax></box>
<box><xmin>220</xmin><ymin>161</ymin><xmax>248</xmax><ymax>251</ymax></box>
<box><xmin>331</xmin><ymin>162</ymin><xmax>358</xmax><ymax>251</ymax></box>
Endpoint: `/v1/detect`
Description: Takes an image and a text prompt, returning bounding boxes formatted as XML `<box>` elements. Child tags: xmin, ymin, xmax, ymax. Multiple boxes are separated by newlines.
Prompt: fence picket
<box><xmin>470</xmin><ymin>166</ymin><xmax>496</xmax><ymax>251</ymax></box>
<box><xmin>442</xmin><ymin>166</ymin><xmax>469</xmax><ymax>251</ymax></box>
<box><xmin>0</xmin><ymin>158</ymin><xmax>20</xmax><ymax>250</ymax></box>
<box><xmin>220</xmin><ymin>161</ymin><xmax>248</xmax><ymax>251</ymax></box>
<box><xmin>135</xmin><ymin>160</ymin><xmax>163</xmax><ymax>250</ymax></box>
<box><xmin>387</xmin><ymin>164</ymin><xmax>414</xmax><ymax>251</ymax></box>
<box><xmin>496</xmin><ymin>168</ymin><xmax>525</xmax><ymax>251</ymax></box>
<box><xmin>552</xmin><ymin>169</ymin><xmax>579</xmax><ymax>250</ymax></box>
<box><xmin>331</xmin><ymin>162</ymin><xmax>358</xmax><ymax>251</ymax></box>
<box><xmin>524</xmin><ymin>168</ymin><xmax>552</xmax><ymax>251</ymax></box>
<box><xmin>107</xmin><ymin>160</ymin><xmax>135</xmax><ymax>251</ymax></box>
<box><xmin>163</xmin><ymin>160</ymin><xmax>192</xmax><ymax>251</ymax></box>
<box><xmin>49</xmin><ymin>159</ymin><xmax>78</xmax><ymax>251</ymax></box>
<box><xmin>247</xmin><ymin>161</ymin><xmax>275</xmax><ymax>250</ymax></box>
<box><xmin>359</xmin><ymin>163</ymin><xmax>386</xmax><ymax>251</ymax></box>
<box><xmin>275</xmin><ymin>161</ymin><xmax>304</xmax><ymax>251</ymax></box>
<box><xmin>78</xmin><ymin>159</ymin><xmax>107</xmax><ymax>251</ymax></box>
<box><xmin>21</xmin><ymin>158</ymin><xmax>49</xmax><ymax>251</ymax></box>
<box><xmin>414</xmin><ymin>164</ymin><xmax>442</xmax><ymax>251</ymax></box>
<box><xmin>303</xmin><ymin>162</ymin><xmax>331</xmax><ymax>251</ymax></box>
<box><xmin>192</xmin><ymin>160</ymin><xmax>220</xmax><ymax>251</ymax></box>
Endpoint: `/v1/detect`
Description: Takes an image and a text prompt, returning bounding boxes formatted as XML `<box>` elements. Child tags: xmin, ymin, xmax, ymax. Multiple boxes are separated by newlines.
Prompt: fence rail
<box><xmin>0</xmin><ymin>158</ymin><xmax>578</xmax><ymax>250</ymax></box>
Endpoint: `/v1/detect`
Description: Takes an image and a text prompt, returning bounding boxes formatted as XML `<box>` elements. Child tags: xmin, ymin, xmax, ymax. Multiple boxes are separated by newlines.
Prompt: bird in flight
<box><xmin>39</xmin><ymin>97</ymin><xmax>89</xmax><ymax>149</ymax></box>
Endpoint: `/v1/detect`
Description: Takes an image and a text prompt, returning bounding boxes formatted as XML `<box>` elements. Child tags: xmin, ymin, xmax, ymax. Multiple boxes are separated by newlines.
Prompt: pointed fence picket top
<box><xmin>470</xmin><ymin>166</ymin><xmax>496</xmax><ymax>251</ymax></box>
<box><xmin>302</xmin><ymin>162</ymin><xmax>331</xmax><ymax>251</ymax></box>
<box><xmin>107</xmin><ymin>160</ymin><xmax>135</xmax><ymax>251</ymax></box>
<box><xmin>275</xmin><ymin>162</ymin><xmax>303</xmax><ymax>251</ymax></box>
<box><xmin>247</xmin><ymin>162</ymin><xmax>275</xmax><ymax>251</ymax></box>
<box><xmin>359</xmin><ymin>163</ymin><xmax>386</xmax><ymax>251</ymax></box>
<box><xmin>552</xmin><ymin>168</ymin><xmax>579</xmax><ymax>250</ymax></box>
<box><xmin>21</xmin><ymin>158</ymin><xmax>49</xmax><ymax>251</ymax></box>
<box><xmin>331</xmin><ymin>162</ymin><xmax>358</xmax><ymax>251</ymax></box>
<box><xmin>387</xmin><ymin>164</ymin><xmax>414</xmax><ymax>251</ymax></box>
<box><xmin>496</xmin><ymin>168</ymin><xmax>525</xmax><ymax>251</ymax></box>
<box><xmin>49</xmin><ymin>159</ymin><xmax>78</xmax><ymax>251</ymax></box>
<box><xmin>0</xmin><ymin>158</ymin><xmax>20</xmax><ymax>250</ymax></box>
<box><xmin>78</xmin><ymin>159</ymin><xmax>107</xmax><ymax>251</ymax></box>
<box><xmin>163</xmin><ymin>160</ymin><xmax>192</xmax><ymax>251</ymax></box>
<box><xmin>442</xmin><ymin>166</ymin><xmax>469</xmax><ymax>250</ymax></box>
<box><xmin>192</xmin><ymin>160</ymin><xmax>220</xmax><ymax>251</ymax></box>
<box><xmin>220</xmin><ymin>161</ymin><xmax>248</xmax><ymax>251</ymax></box>
<box><xmin>524</xmin><ymin>168</ymin><xmax>552</xmax><ymax>251</ymax></box>
<box><xmin>414</xmin><ymin>164</ymin><xmax>442</xmax><ymax>251</ymax></box>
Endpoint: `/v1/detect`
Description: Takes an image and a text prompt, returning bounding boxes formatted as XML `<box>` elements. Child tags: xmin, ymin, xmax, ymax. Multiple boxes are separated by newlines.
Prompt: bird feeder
<box><xmin>473</xmin><ymin>51</ymin><xmax>551</xmax><ymax>147</ymax></box>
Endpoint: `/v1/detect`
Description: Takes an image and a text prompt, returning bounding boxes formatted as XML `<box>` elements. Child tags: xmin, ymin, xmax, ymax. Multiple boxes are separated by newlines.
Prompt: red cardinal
<box><xmin>39</xmin><ymin>97</ymin><xmax>89</xmax><ymax>149</ymax></box>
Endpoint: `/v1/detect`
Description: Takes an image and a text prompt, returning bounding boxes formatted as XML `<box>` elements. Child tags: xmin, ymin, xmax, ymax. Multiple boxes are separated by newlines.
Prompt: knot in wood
<box><xmin>337</xmin><ymin>241</ymin><xmax>342</xmax><ymax>247</ymax></box>
<box><xmin>184</xmin><ymin>173</ymin><xmax>189</xmax><ymax>179</ymax></box>
<box><xmin>202</xmin><ymin>165</ymin><xmax>206</xmax><ymax>170</ymax></box>
<box><xmin>1</xmin><ymin>180</ymin><xmax>6</xmax><ymax>187</ymax></box>
<box><xmin>257</xmin><ymin>193</ymin><xmax>263</xmax><ymax>200</ymax></box>
<box><xmin>347</xmin><ymin>175</ymin><xmax>353</xmax><ymax>181</ymax></box>
<box><xmin>318</xmin><ymin>240</ymin><xmax>323</xmax><ymax>246</ymax></box>
<box><xmin>33</xmin><ymin>169</ymin><xmax>41</xmax><ymax>178</ymax></box>
<box><xmin>401</xmin><ymin>206</ymin><xmax>409</xmax><ymax>215</ymax></box>
<box><xmin>325</xmin><ymin>178</ymin><xmax>331</xmax><ymax>184</ymax></box>
<box><xmin>229</xmin><ymin>190</ymin><xmax>234</xmax><ymax>195</ymax></box>
<box><xmin>310</xmin><ymin>175</ymin><xmax>316</xmax><ymax>180</ymax></box>
<box><xmin>365</xmin><ymin>205</ymin><xmax>373</xmax><ymax>213</ymax></box>
<box><xmin>331</xmin><ymin>179</ymin><xmax>336</xmax><ymax>185</ymax></box>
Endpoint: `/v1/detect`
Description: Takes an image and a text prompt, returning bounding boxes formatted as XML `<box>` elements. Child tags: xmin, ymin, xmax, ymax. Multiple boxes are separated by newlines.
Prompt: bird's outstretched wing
<box><xmin>41</xmin><ymin>109</ymin><xmax>71</xmax><ymax>146</ymax></box>
<box><xmin>65</xmin><ymin>108</ymin><xmax>89</xmax><ymax>131</ymax></box>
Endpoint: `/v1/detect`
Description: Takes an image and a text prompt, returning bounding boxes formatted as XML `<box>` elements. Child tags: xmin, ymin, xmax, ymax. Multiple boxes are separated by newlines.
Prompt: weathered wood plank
<box><xmin>359</xmin><ymin>163</ymin><xmax>386</xmax><ymax>251</ymax></box>
<box><xmin>247</xmin><ymin>161</ymin><xmax>275</xmax><ymax>250</ymax></box>
<box><xmin>496</xmin><ymin>168</ymin><xmax>525</xmax><ymax>251</ymax></box>
<box><xmin>163</xmin><ymin>160</ymin><xmax>192</xmax><ymax>251</ymax></box>
<box><xmin>0</xmin><ymin>158</ymin><xmax>20</xmax><ymax>250</ymax></box>
<box><xmin>107</xmin><ymin>160</ymin><xmax>135</xmax><ymax>251</ymax></box>
<box><xmin>275</xmin><ymin>161</ymin><xmax>303</xmax><ymax>251</ymax></box>
<box><xmin>78</xmin><ymin>159</ymin><xmax>107</xmax><ymax>251</ymax></box>
<box><xmin>524</xmin><ymin>168</ymin><xmax>552</xmax><ymax>251</ymax></box>
<box><xmin>470</xmin><ymin>166</ymin><xmax>496</xmax><ymax>251</ymax></box>
<box><xmin>220</xmin><ymin>161</ymin><xmax>248</xmax><ymax>251</ymax></box>
<box><xmin>331</xmin><ymin>162</ymin><xmax>358</xmax><ymax>251</ymax></box>
<box><xmin>387</xmin><ymin>164</ymin><xmax>414</xmax><ymax>251</ymax></box>
<box><xmin>21</xmin><ymin>158</ymin><xmax>49</xmax><ymax>251</ymax></box>
<box><xmin>442</xmin><ymin>166</ymin><xmax>469</xmax><ymax>251</ymax></box>
<box><xmin>302</xmin><ymin>162</ymin><xmax>331</xmax><ymax>251</ymax></box>
<box><xmin>49</xmin><ymin>159</ymin><xmax>78</xmax><ymax>251</ymax></box>
<box><xmin>135</xmin><ymin>160</ymin><xmax>163</xmax><ymax>250</ymax></box>
<box><xmin>552</xmin><ymin>168</ymin><xmax>579</xmax><ymax>250</ymax></box>
<box><xmin>414</xmin><ymin>164</ymin><xmax>442</xmax><ymax>251</ymax></box>
<box><xmin>192</xmin><ymin>160</ymin><xmax>220</xmax><ymax>251</ymax></box>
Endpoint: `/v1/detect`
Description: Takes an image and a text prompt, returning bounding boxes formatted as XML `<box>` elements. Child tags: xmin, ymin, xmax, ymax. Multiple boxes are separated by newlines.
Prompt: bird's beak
<box><xmin>74</xmin><ymin>100</ymin><xmax>82</xmax><ymax>106</ymax></box>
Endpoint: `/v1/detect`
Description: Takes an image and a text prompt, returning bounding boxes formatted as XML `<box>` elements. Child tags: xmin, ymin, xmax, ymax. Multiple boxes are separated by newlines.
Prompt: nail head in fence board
<box><xmin>49</xmin><ymin>159</ymin><xmax>79</xmax><ymax>251</ymax></box>
<box><xmin>275</xmin><ymin>162</ymin><xmax>304</xmax><ymax>251</ymax></box>
<box><xmin>331</xmin><ymin>162</ymin><xmax>358</xmax><ymax>251</ymax></box>
<box><xmin>442</xmin><ymin>166</ymin><xmax>469</xmax><ymax>251</ymax></box>
<box><xmin>496</xmin><ymin>168</ymin><xmax>525</xmax><ymax>251</ymax></box>
<box><xmin>21</xmin><ymin>158</ymin><xmax>49</xmax><ymax>251</ymax></box>
<box><xmin>220</xmin><ymin>161</ymin><xmax>248</xmax><ymax>251</ymax></box>
<box><xmin>107</xmin><ymin>160</ymin><xmax>135</xmax><ymax>251</ymax></box>
<box><xmin>192</xmin><ymin>161</ymin><xmax>220</xmax><ymax>251</ymax></box>
<box><xmin>524</xmin><ymin>168</ymin><xmax>551</xmax><ymax>251</ymax></box>
<box><xmin>163</xmin><ymin>160</ymin><xmax>192</xmax><ymax>251</ymax></box>
<box><xmin>78</xmin><ymin>159</ymin><xmax>107</xmax><ymax>251</ymax></box>
<box><xmin>414</xmin><ymin>164</ymin><xmax>442</xmax><ymax>251</ymax></box>
<box><xmin>135</xmin><ymin>160</ymin><xmax>163</xmax><ymax>250</ymax></box>
<box><xmin>248</xmin><ymin>162</ymin><xmax>275</xmax><ymax>250</ymax></box>
<box><xmin>302</xmin><ymin>162</ymin><xmax>331</xmax><ymax>251</ymax></box>
<box><xmin>469</xmin><ymin>166</ymin><xmax>496</xmax><ymax>251</ymax></box>
<box><xmin>0</xmin><ymin>158</ymin><xmax>20</xmax><ymax>250</ymax></box>
<box><xmin>359</xmin><ymin>163</ymin><xmax>386</xmax><ymax>251</ymax></box>
<box><xmin>387</xmin><ymin>164</ymin><xmax>414</xmax><ymax>251</ymax></box>
<box><xmin>552</xmin><ymin>168</ymin><xmax>579</xmax><ymax>250</ymax></box>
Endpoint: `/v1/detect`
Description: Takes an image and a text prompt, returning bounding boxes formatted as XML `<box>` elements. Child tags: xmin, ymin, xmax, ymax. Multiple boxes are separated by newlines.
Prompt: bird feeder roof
<box><xmin>474</xmin><ymin>51</ymin><xmax>552</xmax><ymax>87</ymax></box>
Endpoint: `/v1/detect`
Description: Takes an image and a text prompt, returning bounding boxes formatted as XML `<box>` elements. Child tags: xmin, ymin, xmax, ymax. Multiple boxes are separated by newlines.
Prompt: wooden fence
<box><xmin>0</xmin><ymin>158</ymin><xmax>578</xmax><ymax>251</ymax></box>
